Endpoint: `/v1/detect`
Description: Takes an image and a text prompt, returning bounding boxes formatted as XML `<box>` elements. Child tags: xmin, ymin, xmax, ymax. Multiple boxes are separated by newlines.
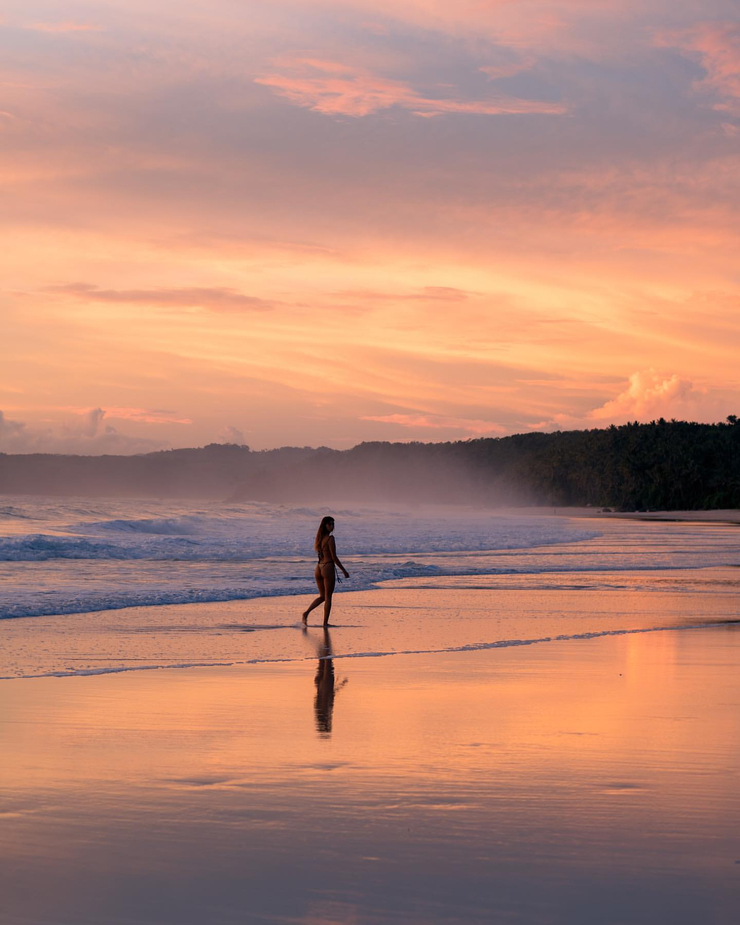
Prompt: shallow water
<box><xmin>0</xmin><ymin>498</ymin><xmax>599</xmax><ymax>619</ymax></box>
<box><xmin>2</xmin><ymin>622</ymin><xmax>739</xmax><ymax>924</ymax></box>
<box><xmin>2</xmin><ymin>509</ymin><xmax>740</xmax><ymax>923</ymax></box>
<box><xmin>2</xmin><ymin>498</ymin><xmax>738</xmax><ymax>622</ymax></box>
<box><xmin>2</xmin><ymin>565</ymin><xmax>739</xmax><ymax>680</ymax></box>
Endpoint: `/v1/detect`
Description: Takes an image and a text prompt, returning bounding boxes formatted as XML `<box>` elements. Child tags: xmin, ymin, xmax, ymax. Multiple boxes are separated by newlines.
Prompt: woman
<box><xmin>302</xmin><ymin>515</ymin><xmax>349</xmax><ymax>626</ymax></box>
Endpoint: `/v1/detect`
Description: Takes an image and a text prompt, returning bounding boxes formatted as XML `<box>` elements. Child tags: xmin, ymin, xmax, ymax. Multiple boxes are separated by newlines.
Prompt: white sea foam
<box><xmin>1</xmin><ymin>497</ymin><xmax>739</xmax><ymax>622</ymax></box>
<box><xmin>1</xmin><ymin>507</ymin><xmax>594</xmax><ymax>561</ymax></box>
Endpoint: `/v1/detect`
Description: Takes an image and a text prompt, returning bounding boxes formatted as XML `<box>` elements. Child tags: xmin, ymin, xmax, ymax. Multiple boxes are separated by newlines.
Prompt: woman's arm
<box><xmin>328</xmin><ymin>536</ymin><xmax>349</xmax><ymax>577</ymax></box>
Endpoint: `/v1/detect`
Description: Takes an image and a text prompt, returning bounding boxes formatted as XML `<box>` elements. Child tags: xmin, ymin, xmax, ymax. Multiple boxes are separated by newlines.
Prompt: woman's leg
<box><xmin>322</xmin><ymin>567</ymin><xmax>336</xmax><ymax>625</ymax></box>
<box><xmin>302</xmin><ymin>569</ymin><xmax>325</xmax><ymax>622</ymax></box>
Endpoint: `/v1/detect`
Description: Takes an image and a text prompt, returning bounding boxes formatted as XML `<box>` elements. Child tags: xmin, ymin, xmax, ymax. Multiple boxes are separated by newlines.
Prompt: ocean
<box><xmin>2</xmin><ymin>497</ymin><xmax>739</xmax><ymax>680</ymax></box>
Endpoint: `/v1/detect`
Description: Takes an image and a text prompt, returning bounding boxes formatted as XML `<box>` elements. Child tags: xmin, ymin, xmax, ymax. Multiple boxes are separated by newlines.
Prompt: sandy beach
<box><xmin>589</xmin><ymin>509</ymin><xmax>740</xmax><ymax>524</ymax></box>
<box><xmin>3</xmin><ymin>567</ymin><xmax>740</xmax><ymax>924</ymax></box>
<box><xmin>533</xmin><ymin>507</ymin><xmax>740</xmax><ymax>525</ymax></box>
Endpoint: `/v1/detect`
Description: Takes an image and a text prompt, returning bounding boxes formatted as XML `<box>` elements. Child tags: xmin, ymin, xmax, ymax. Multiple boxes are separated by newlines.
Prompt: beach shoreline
<box><xmin>2</xmin><ymin>612</ymin><xmax>740</xmax><ymax>924</ymax></box>
<box><xmin>2</xmin><ymin>520</ymin><xmax>740</xmax><ymax>923</ymax></box>
<box><xmin>495</xmin><ymin>505</ymin><xmax>740</xmax><ymax>524</ymax></box>
<box><xmin>579</xmin><ymin>508</ymin><xmax>740</xmax><ymax>524</ymax></box>
<box><xmin>3</xmin><ymin>565</ymin><xmax>740</xmax><ymax>680</ymax></box>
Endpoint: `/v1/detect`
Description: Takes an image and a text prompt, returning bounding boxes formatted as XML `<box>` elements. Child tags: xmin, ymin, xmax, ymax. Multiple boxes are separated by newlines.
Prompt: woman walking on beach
<box><xmin>302</xmin><ymin>515</ymin><xmax>349</xmax><ymax>626</ymax></box>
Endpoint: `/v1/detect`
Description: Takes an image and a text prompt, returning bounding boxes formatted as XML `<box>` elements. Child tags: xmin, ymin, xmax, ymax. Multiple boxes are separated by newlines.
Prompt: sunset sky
<box><xmin>2</xmin><ymin>0</ymin><xmax>739</xmax><ymax>453</ymax></box>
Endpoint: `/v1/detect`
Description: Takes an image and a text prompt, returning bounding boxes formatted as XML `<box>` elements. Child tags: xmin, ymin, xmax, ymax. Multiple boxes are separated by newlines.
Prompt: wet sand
<box><xmin>529</xmin><ymin>506</ymin><xmax>740</xmax><ymax>525</ymax></box>
<box><xmin>589</xmin><ymin>509</ymin><xmax>740</xmax><ymax>525</ymax></box>
<box><xmin>2</xmin><ymin>582</ymin><xmax>740</xmax><ymax>924</ymax></box>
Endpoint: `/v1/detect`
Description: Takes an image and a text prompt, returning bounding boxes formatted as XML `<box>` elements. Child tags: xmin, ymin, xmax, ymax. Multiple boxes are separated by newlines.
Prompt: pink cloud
<box><xmin>479</xmin><ymin>55</ymin><xmax>536</xmax><ymax>80</ymax></box>
<box><xmin>255</xmin><ymin>58</ymin><xmax>567</xmax><ymax>118</ymax></box>
<box><xmin>656</xmin><ymin>22</ymin><xmax>740</xmax><ymax>112</ymax></box>
<box><xmin>285</xmin><ymin>1</ymin><xmax>630</xmax><ymax>54</ymax></box>
<box><xmin>363</xmin><ymin>413</ymin><xmax>506</xmax><ymax>434</ymax></box>
<box><xmin>25</xmin><ymin>22</ymin><xmax>103</xmax><ymax>34</ymax></box>
<box><xmin>360</xmin><ymin>22</ymin><xmax>391</xmax><ymax>36</ymax></box>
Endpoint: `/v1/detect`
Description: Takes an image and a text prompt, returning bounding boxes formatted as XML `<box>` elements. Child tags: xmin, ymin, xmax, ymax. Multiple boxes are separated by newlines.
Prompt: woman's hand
<box><xmin>342</xmin><ymin>569</ymin><xmax>350</xmax><ymax>579</ymax></box>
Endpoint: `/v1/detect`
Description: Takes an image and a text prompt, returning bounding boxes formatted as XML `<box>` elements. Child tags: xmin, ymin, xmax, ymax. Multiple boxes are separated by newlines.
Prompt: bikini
<box><xmin>317</xmin><ymin>538</ymin><xmax>343</xmax><ymax>582</ymax></box>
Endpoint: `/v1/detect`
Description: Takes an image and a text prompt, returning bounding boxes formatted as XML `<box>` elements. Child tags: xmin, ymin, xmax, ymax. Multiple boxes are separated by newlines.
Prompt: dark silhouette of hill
<box><xmin>1</xmin><ymin>418</ymin><xmax>738</xmax><ymax>510</ymax></box>
<box><xmin>0</xmin><ymin>443</ymin><xmax>317</xmax><ymax>500</ymax></box>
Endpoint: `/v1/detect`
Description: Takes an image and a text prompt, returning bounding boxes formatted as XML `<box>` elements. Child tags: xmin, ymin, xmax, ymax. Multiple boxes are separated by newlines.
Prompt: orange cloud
<box><xmin>46</xmin><ymin>284</ymin><xmax>281</xmax><ymax>313</ymax></box>
<box><xmin>67</xmin><ymin>407</ymin><xmax>194</xmax><ymax>425</ymax></box>
<box><xmin>332</xmin><ymin>286</ymin><xmax>471</xmax><ymax>302</ymax></box>
<box><xmin>533</xmin><ymin>370</ymin><xmax>734</xmax><ymax>430</ymax></box>
<box><xmin>2</xmin><ymin>1</ymin><xmax>740</xmax><ymax>450</ymax></box>
<box><xmin>588</xmin><ymin>370</ymin><xmax>723</xmax><ymax>423</ymax></box>
<box><xmin>255</xmin><ymin>58</ymin><xmax>567</xmax><ymax>118</ymax></box>
<box><xmin>362</xmin><ymin>413</ymin><xmax>507</xmax><ymax>434</ymax></box>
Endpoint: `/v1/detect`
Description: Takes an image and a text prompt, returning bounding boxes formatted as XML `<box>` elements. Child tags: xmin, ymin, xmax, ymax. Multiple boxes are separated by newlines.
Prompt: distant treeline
<box><xmin>1</xmin><ymin>418</ymin><xmax>739</xmax><ymax>510</ymax></box>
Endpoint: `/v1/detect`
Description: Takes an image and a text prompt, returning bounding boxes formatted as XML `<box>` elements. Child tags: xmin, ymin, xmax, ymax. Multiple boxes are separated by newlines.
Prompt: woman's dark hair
<box><xmin>314</xmin><ymin>515</ymin><xmax>335</xmax><ymax>552</ymax></box>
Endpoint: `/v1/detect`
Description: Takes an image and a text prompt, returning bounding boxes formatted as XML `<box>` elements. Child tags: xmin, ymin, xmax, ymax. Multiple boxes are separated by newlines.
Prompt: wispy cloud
<box><xmin>3</xmin><ymin>1</ymin><xmax>740</xmax><ymax>451</ymax></box>
<box><xmin>479</xmin><ymin>56</ymin><xmax>536</xmax><ymax>80</ymax></box>
<box><xmin>46</xmin><ymin>284</ymin><xmax>281</xmax><ymax>312</ymax></box>
<box><xmin>255</xmin><ymin>58</ymin><xmax>567</xmax><ymax>118</ymax></box>
<box><xmin>656</xmin><ymin>22</ymin><xmax>740</xmax><ymax>113</ymax></box>
<box><xmin>362</xmin><ymin>412</ymin><xmax>506</xmax><ymax>434</ymax></box>
<box><xmin>332</xmin><ymin>286</ymin><xmax>471</xmax><ymax>302</ymax></box>
<box><xmin>61</xmin><ymin>406</ymin><xmax>193</xmax><ymax>425</ymax></box>
<box><xmin>24</xmin><ymin>22</ymin><xmax>104</xmax><ymax>34</ymax></box>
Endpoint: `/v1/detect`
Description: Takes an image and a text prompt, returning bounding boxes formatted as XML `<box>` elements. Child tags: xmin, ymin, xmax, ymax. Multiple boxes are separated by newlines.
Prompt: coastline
<box><xmin>2</xmin><ymin>550</ymin><xmax>740</xmax><ymax>923</ymax></box>
<box><xmin>588</xmin><ymin>508</ymin><xmax>740</xmax><ymax>524</ymax></box>
<box><xmin>4</xmin><ymin>565</ymin><xmax>740</xmax><ymax>680</ymax></box>
<box><xmin>502</xmin><ymin>506</ymin><xmax>740</xmax><ymax>524</ymax></box>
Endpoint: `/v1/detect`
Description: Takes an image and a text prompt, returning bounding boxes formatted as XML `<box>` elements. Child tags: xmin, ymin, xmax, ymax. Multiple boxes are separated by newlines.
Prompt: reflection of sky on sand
<box><xmin>2</xmin><ymin>624</ymin><xmax>740</xmax><ymax>924</ymax></box>
<box><xmin>3</xmin><ymin>567</ymin><xmax>740</xmax><ymax>679</ymax></box>
<box><xmin>310</xmin><ymin>627</ymin><xmax>347</xmax><ymax>737</ymax></box>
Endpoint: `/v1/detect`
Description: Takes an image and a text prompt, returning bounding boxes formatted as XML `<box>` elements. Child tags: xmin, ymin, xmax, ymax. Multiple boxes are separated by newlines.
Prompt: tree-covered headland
<box><xmin>1</xmin><ymin>418</ymin><xmax>738</xmax><ymax>510</ymax></box>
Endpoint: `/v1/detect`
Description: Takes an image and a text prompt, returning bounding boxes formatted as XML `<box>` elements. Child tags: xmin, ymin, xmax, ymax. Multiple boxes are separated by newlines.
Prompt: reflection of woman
<box><xmin>302</xmin><ymin>516</ymin><xmax>349</xmax><ymax>626</ymax></box>
<box><xmin>314</xmin><ymin>628</ymin><xmax>336</xmax><ymax>737</ymax></box>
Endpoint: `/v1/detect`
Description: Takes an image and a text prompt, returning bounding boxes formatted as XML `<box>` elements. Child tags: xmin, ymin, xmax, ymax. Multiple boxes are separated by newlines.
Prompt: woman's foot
<box><xmin>302</xmin><ymin>611</ymin><xmax>309</xmax><ymax>624</ymax></box>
